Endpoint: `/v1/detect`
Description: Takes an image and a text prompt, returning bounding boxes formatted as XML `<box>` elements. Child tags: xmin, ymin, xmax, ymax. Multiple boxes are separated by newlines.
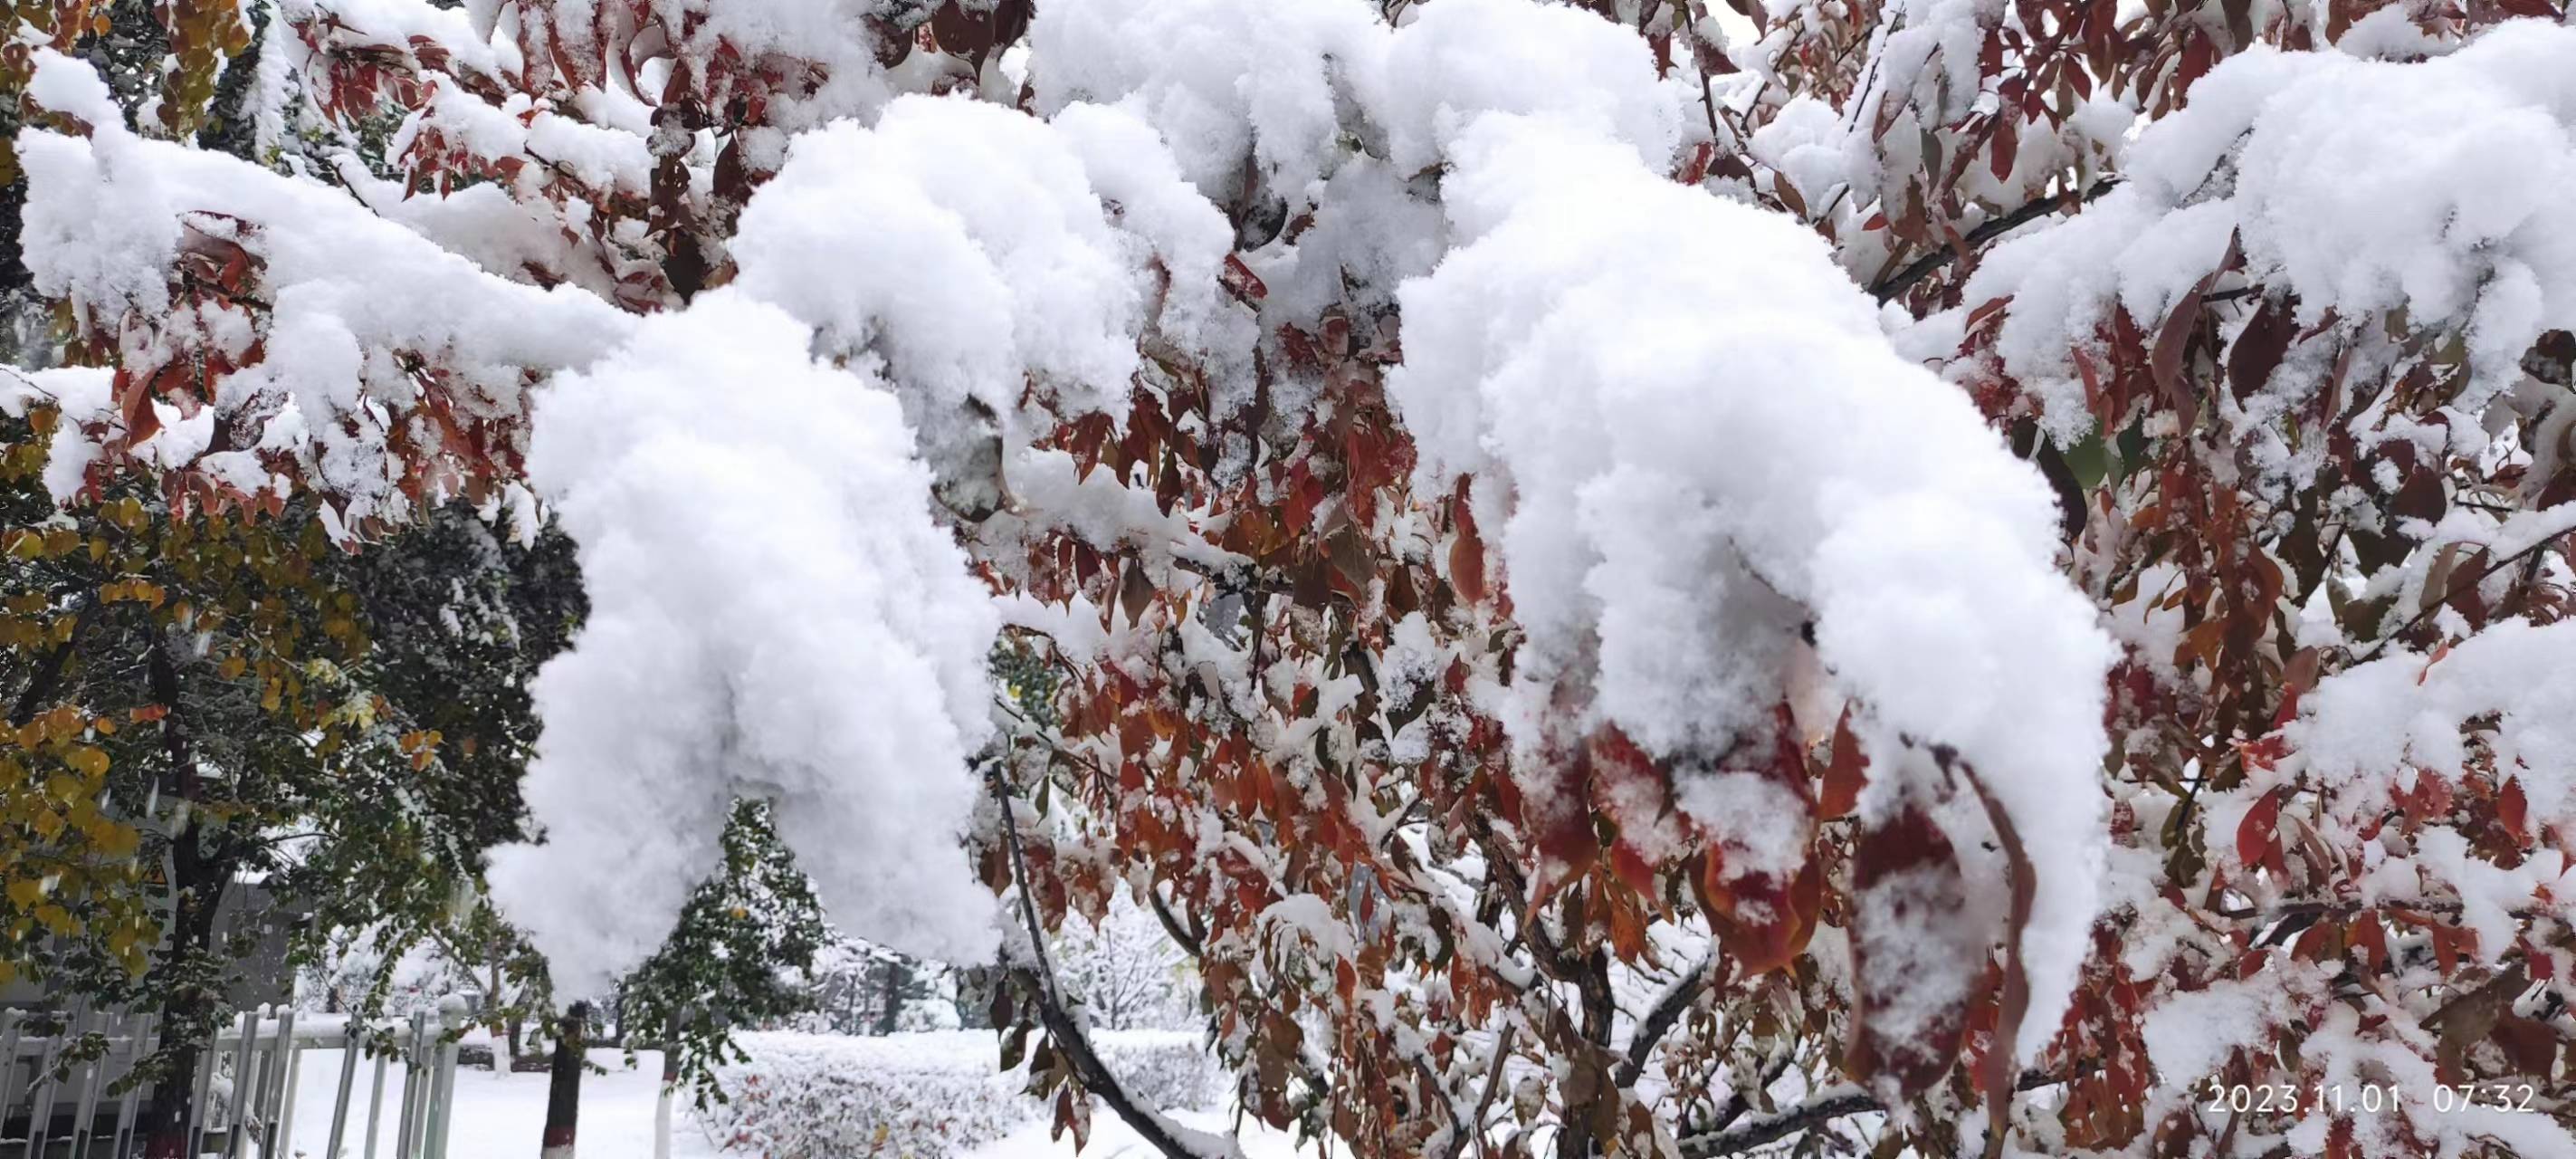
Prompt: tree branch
<box><xmin>2355</xmin><ymin>524</ymin><xmax>2576</xmax><ymax>663</ymax></box>
<box><xmin>10</xmin><ymin>591</ymin><xmax>100</xmax><ymax>726</ymax></box>
<box><xmin>1676</xmin><ymin>1070</ymin><xmax>2074</xmax><ymax>1158</ymax></box>
<box><xmin>1614</xmin><ymin>953</ymin><xmax>1713</xmax><ymax>1088</ymax></box>
<box><xmin>1676</xmin><ymin>1084</ymin><xmax>1879</xmax><ymax>1157</ymax></box>
<box><xmin>1868</xmin><ymin>179</ymin><xmax>2122</xmax><ymax>303</ymax></box>
<box><xmin>1456</xmin><ymin>1024</ymin><xmax>1518</xmax><ymax>1159</ymax></box>
<box><xmin>988</xmin><ymin>765</ymin><xmax>1238</xmax><ymax>1159</ymax></box>
<box><xmin>1688</xmin><ymin>1049</ymin><xmax>1793</xmax><ymax>1139</ymax></box>
<box><xmin>1145</xmin><ymin>885</ymin><xmax>1207</xmax><ymax>962</ymax></box>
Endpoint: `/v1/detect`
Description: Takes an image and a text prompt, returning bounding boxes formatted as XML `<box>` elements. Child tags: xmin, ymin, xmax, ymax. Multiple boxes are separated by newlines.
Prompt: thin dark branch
<box><xmin>2355</xmin><ymin>525</ymin><xmax>2576</xmax><ymax>663</ymax></box>
<box><xmin>1677</xmin><ymin>1085</ymin><xmax>1879</xmax><ymax>1157</ymax></box>
<box><xmin>1461</xmin><ymin>1025</ymin><xmax>1517</xmax><ymax>1159</ymax></box>
<box><xmin>11</xmin><ymin>592</ymin><xmax>100</xmax><ymax>726</ymax></box>
<box><xmin>1868</xmin><ymin>178</ymin><xmax>2123</xmax><ymax>303</ymax></box>
<box><xmin>988</xmin><ymin>766</ymin><xmax>1231</xmax><ymax>1159</ymax></box>
<box><xmin>1145</xmin><ymin>886</ymin><xmax>1206</xmax><ymax>962</ymax></box>
<box><xmin>1614</xmin><ymin>954</ymin><xmax>1713</xmax><ymax>1087</ymax></box>
<box><xmin>1675</xmin><ymin>1070</ymin><xmax>2073</xmax><ymax>1158</ymax></box>
<box><xmin>1691</xmin><ymin>1049</ymin><xmax>1794</xmax><ymax>1138</ymax></box>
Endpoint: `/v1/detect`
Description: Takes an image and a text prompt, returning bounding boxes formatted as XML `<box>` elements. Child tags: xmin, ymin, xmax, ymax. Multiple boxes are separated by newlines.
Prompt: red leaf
<box><xmin>2227</xmin><ymin>293</ymin><xmax>2299</xmax><ymax>400</ymax></box>
<box><xmin>1818</xmin><ymin>708</ymin><xmax>1866</xmax><ymax>819</ymax></box>
<box><xmin>2236</xmin><ymin>787</ymin><xmax>2283</xmax><ymax>875</ymax></box>
<box><xmin>1449</xmin><ymin>481</ymin><xmax>1487</xmax><ymax>605</ymax></box>
<box><xmin>2500</xmin><ymin>777</ymin><xmax>2529</xmax><ymax>837</ymax></box>
<box><xmin>1220</xmin><ymin>254</ymin><xmax>1268</xmax><ymax>302</ymax></box>
<box><xmin>2349</xmin><ymin>915</ymin><xmax>2388</xmax><ymax>972</ymax></box>
<box><xmin>1847</xmin><ymin>803</ymin><xmax>1970</xmax><ymax>1094</ymax></box>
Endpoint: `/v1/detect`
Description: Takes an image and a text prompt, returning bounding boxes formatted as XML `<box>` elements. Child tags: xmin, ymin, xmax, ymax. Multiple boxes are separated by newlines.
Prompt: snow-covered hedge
<box><xmin>695</xmin><ymin>1030</ymin><xmax>1222</xmax><ymax>1158</ymax></box>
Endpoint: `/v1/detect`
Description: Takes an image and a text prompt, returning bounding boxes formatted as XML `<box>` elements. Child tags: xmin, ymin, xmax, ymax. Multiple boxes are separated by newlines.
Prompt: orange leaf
<box><xmin>1818</xmin><ymin>707</ymin><xmax>1866</xmax><ymax>819</ymax></box>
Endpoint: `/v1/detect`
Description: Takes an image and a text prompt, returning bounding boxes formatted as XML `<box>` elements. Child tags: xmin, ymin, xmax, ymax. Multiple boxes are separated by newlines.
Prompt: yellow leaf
<box><xmin>65</xmin><ymin>746</ymin><xmax>109</xmax><ymax>779</ymax></box>
<box><xmin>92</xmin><ymin>823</ymin><xmax>138</xmax><ymax>859</ymax></box>
<box><xmin>5</xmin><ymin>878</ymin><xmax>43</xmax><ymax>907</ymax></box>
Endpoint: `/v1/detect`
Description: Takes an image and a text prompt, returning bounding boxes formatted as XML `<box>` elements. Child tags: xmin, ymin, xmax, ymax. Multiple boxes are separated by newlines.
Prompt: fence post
<box><xmin>326</xmin><ymin>1018</ymin><xmax>360</xmax><ymax>1159</ymax></box>
<box><xmin>185</xmin><ymin>1018</ymin><xmax>219</xmax><ymax>1158</ymax></box>
<box><xmin>243</xmin><ymin>1019</ymin><xmax>272</xmax><ymax>1158</ymax></box>
<box><xmin>361</xmin><ymin>1033</ymin><xmax>389</xmax><ymax>1159</ymax></box>
<box><xmin>275</xmin><ymin>1014</ymin><xmax>307</xmax><ymax>1157</ymax></box>
<box><xmin>0</xmin><ymin>1010</ymin><xmax>21</xmax><ymax>1153</ymax></box>
<box><xmin>70</xmin><ymin>1011</ymin><xmax>107</xmax><ymax>1157</ymax></box>
<box><xmin>422</xmin><ymin>1001</ymin><xmax>463</xmax><ymax>1159</ymax></box>
<box><xmin>112</xmin><ymin>1014</ymin><xmax>153</xmax><ymax>1157</ymax></box>
<box><xmin>258</xmin><ymin>1007</ymin><xmax>298</xmax><ymax>1157</ymax></box>
<box><xmin>221</xmin><ymin>1009</ymin><xmax>259</xmax><ymax>1159</ymax></box>
<box><xmin>27</xmin><ymin>1004</ymin><xmax>72</xmax><ymax>1159</ymax></box>
<box><xmin>393</xmin><ymin>1011</ymin><xmax>426</xmax><ymax>1159</ymax></box>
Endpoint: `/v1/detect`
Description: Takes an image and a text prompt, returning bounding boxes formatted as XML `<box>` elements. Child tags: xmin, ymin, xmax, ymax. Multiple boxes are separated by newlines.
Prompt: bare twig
<box><xmin>2355</xmin><ymin>525</ymin><xmax>2576</xmax><ymax>663</ymax></box>
<box><xmin>1868</xmin><ymin>179</ymin><xmax>2123</xmax><ymax>303</ymax></box>
<box><xmin>1461</xmin><ymin>1025</ymin><xmax>1518</xmax><ymax>1159</ymax></box>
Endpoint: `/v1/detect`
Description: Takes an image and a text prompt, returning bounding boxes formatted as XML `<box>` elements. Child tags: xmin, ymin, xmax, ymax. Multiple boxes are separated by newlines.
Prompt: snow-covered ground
<box><xmin>967</xmin><ymin>1109</ymin><xmax>1306</xmax><ymax>1159</ymax></box>
<box><xmin>271</xmin><ymin>1034</ymin><xmax>1303</xmax><ymax>1159</ymax></box>
<box><xmin>278</xmin><ymin>1047</ymin><xmax>721</xmax><ymax>1159</ymax></box>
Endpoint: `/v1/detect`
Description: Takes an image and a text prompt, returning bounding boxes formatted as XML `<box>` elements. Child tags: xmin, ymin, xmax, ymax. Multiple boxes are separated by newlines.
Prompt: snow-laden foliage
<box><xmin>7</xmin><ymin>0</ymin><xmax>2576</xmax><ymax>1155</ymax></box>
<box><xmin>1392</xmin><ymin>111</ymin><xmax>2114</xmax><ymax>1061</ymax></box>
<box><xmin>486</xmin><ymin>291</ymin><xmax>1001</xmax><ymax>991</ymax></box>
<box><xmin>699</xmin><ymin>1030</ymin><xmax>1221</xmax><ymax>1159</ymax></box>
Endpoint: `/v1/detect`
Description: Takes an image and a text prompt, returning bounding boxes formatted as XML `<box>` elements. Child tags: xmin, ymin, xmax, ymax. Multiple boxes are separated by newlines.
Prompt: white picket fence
<box><xmin>0</xmin><ymin>1003</ymin><xmax>464</xmax><ymax>1159</ymax></box>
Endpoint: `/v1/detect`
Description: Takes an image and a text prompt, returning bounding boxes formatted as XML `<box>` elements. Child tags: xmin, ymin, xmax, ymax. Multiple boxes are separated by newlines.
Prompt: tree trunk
<box><xmin>140</xmin><ymin>634</ymin><xmax>232</xmax><ymax>1159</ymax></box>
<box><xmin>138</xmin><ymin>861</ymin><xmax>226</xmax><ymax>1159</ymax></box>
<box><xmin>874</xmin><ymin>959</ymin><xmax>907</xmax><ymax>1035</ymax></box>
<box><xmin>654</xmin><ymin>1014</ymin><xmax>682</xmax><ymax>1159</ymax></box>
<box><xmin>541</xmin><ymin>1002</ymin><xmax>588</xmax><ymax>1159</ymax></box>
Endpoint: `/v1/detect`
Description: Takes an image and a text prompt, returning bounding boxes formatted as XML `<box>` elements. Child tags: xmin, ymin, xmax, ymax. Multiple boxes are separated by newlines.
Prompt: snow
<box><xmin>1678</xmin><ymin>772</ymin><xmax>1811</xmax><ymax>878</ymax></box>
<box><xmin>26</xmin><ymin>49</ymin><xmax>121</xmax><ymax>129</ymax></box>
<box><xmin>486</xmin><ymin>292</ymin><xmax>1001</xmax><ymax>998</ymax></box>
<box><xmin>729</xmin><ymin>96</ymin><xmax>1201</xmax><ymax>477</ymax></box>
<box><xmin>1028</xmin><ymin>0</ymin><xmax>1381</xmax><ymax>208</ymax></box>
<box><xmin>699</xmin><ymin>1030</ymin><xmax>1224</xmax><ymax>1159</ymax></box>
<box><xmin>2</xmin><ymin>364</ymin><xmax>115</xmax><ymax>502</ymax></box>
<box><xmin>1364</xmin><ymin>0</ymin><xmax>1685</xmax><ymax>176</ymax></box>
<box><xmin>2139</xmin><ymin>969</ymin><xmax>2314</xmax><ymax>1088</ymax></box>
<box><xmin>2292</xmin><ymin>618</ymin><xmax>2576</xmax><ymax>831</ymax></box>
<box><xmin>14</xmin><ymin>58</ymin><xmax>634</xmax><ymax>528</ymax></box>
<box><xmin>1968</xmin><ymin>20</ymin><xmax>2576</xmax><ymax>434</ymax></box>
<box><xmin>1389</xmin><ymin>111</ymin><xmax>2114</xmax><ymax>1059</ymax></box>
<box><xmin>271</xmin><ymin>1046</ymin><xmax>714</xmax><ymax>1159</ymax></box>
<box><xmin>24</xmin><ymin>0</ymin><xmax>2575</xmax><ymax>1138</ymax></box>
<box><xmin>968</xmin><ymin>1107</ymin><xmax>1308</xmax><ymax>1159</ymax></box>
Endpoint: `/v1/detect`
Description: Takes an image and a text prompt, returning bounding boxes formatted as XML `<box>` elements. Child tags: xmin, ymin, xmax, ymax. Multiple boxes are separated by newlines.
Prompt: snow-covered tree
<box><xmin>1054</xmin><ymin>887</ymin><xmax>1196</xmax><ymax>1032</ymax></box>
<box><xmin>5</xmin><ymin>0</ymin><xmax>2574</xmax><ymax>1156</ymax></box>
